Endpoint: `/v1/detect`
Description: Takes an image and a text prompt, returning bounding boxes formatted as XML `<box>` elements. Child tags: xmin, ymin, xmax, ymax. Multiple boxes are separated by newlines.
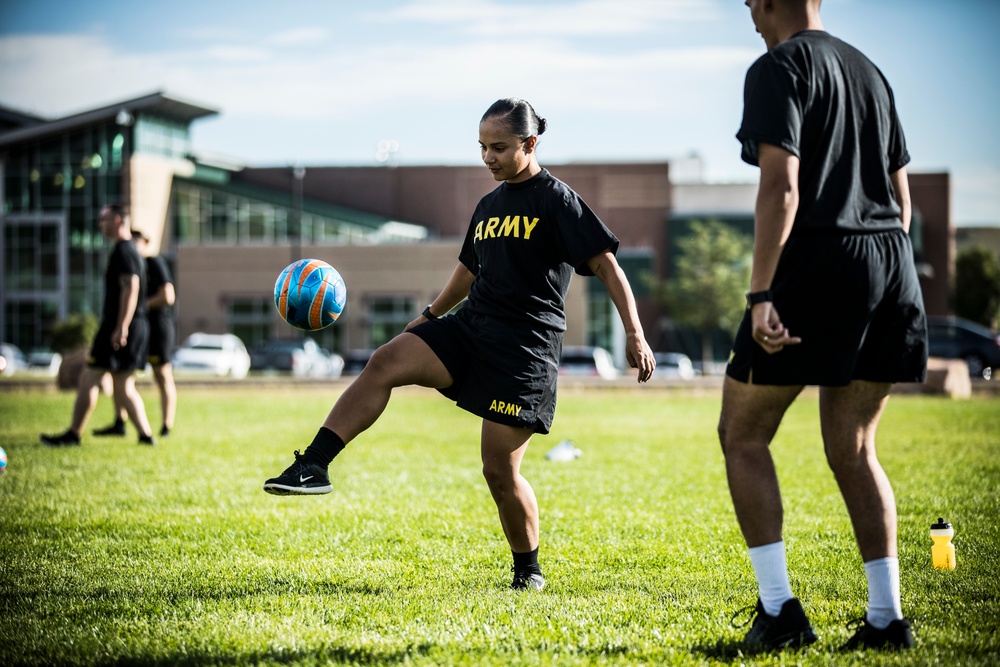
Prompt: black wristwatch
<box><xmin>422</xmin><ymin>304</ymin><xmax>438</xmax><ymax>320</ymax></box>
<box><xmin>745</xmin><ymin>290</ymin><xmax>774</xmax><ymax>310</ymax></box>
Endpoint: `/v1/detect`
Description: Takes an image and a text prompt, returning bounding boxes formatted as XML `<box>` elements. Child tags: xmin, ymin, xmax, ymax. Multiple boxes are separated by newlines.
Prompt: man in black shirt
<box><xmin>41</xmin><ymin>205</ymin><xmax>157</xmax><ymax>447</ymax></box>
<box><xmin>718</xmin><ymin>0</ymin><xmax>925</xmax><ymax>653</ymax></box>
<box><xmin>94</xmin><ymin>230</ymin><xmax>177</xmax><ymax>438</ymax></box>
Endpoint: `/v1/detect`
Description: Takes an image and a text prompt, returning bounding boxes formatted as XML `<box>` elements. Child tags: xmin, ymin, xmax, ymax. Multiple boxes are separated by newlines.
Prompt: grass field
<box><xmin>1</xmin><ymin>382</ymin><xmax>998</xmax><ymax>666</ymax></box>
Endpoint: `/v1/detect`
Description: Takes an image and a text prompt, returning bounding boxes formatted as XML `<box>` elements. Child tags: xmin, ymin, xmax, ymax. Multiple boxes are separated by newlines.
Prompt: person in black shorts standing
<box><xmin>263</xmin><ymin>97</ymin><xmax>656</xmax><ymax>590</ymax></box>
<box><xmin>41</xmin><ymin>205</ymin><xmax>158</xmax><ymax>447</ymax></box>
<box><xmin>718</xmin><ymin>0</ymin><xmax>926</xmax><ymax>652</ymax></box>
<box><xmin>94</xmin><ymin>230</ymin><xmax>177</xmax><ymax>438</ymax></box>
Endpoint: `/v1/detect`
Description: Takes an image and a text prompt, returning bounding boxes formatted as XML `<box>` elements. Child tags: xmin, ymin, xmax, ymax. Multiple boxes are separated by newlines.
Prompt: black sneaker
<box><xmin>511</xmin><ymin>568</ymin><xmax>545</xmax><ymax>591</ymax></box>
<box><xmin>159</xmin><ymin>425</ymin><xmax>171</xmax><ymax>437</ymax></box>
<box><xmin>736</xmin><ymin>598</ymin><xmax>818</xmax><ymax>652</ymax></box>
<box><xmin>40</xmin><ymin>430</ymin><xmax>81</xmax><ymax>447</ymax></box>
<box><xmin>138</xmin><ymin>434</ymin><xmax>157</xmax><ymax>446</ymax></box>
<box><xmin>841</xmin><ymin>617</ymin><xmax>914</xmax><ymax>651</ymax></box>
<box><xmin>93</xmin><ymin>421</ymin><xmax>126</xmax><ymax>437</ymax></box>
<box><xmin>263</xmin><ymin>450</ymin><xmax>332</xmax><ymax>495</ymax></box>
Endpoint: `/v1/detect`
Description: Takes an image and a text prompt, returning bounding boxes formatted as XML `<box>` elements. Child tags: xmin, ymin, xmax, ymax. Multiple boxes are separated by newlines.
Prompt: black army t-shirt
<box><xmin>459</xmin><ymin>169</ymin><xmax>618</xmax><ymax>332</ymax></box>
<box><xmin>102</xmin><ymin>239</ymin><xmax>147</xmax><ymax>326</ymax></box>
<box><xmin>737</xmin><ymin>31</ymin><xmax>910</xmax><ymax>233</ymax></box>
<box><xmin>145</xmin><ymin>254</ymin><xmax>173</xmax><ymax>323</ymax></box>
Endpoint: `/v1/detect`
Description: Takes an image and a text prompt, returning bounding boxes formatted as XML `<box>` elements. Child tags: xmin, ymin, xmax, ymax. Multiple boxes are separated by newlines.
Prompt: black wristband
<box><xmin>422</xmin><ymin>305</ymin><xmax>438</xmax><ymax>320</ymax></box>
<box><xmin>745</xmin><ymin>290</ymin><xmax>773</xmax><ymax>309</ymax></box>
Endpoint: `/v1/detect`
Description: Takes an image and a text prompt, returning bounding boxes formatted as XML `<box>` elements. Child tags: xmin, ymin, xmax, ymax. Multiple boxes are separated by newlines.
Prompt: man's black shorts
<box><xmin>408</xmin><ymin>308</ymin><xmax>561</xmax><ymax>434</ymax></box>
<box><xmin>726</xmin><ymin>228</ymin><xmax>927</xmax><ymax>386</ymax></box>
<box><xmin>147</xmin><ymin>311</ymin><xmax>174</xmax><ymax>366</ymax></box>
<box><xmin>89</xmin><ymin>320</ymin><xmax>150</xmax><ymax>373</ymax></box>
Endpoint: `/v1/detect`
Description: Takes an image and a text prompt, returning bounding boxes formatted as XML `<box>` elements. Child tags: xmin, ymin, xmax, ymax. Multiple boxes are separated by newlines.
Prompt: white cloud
<box><xmin>0</xmin><ymin>30</ymin><xmax>755</xmax><ymax>121</ymax></box>
<box><xmin>203</xmin><ymin>45</ymin><xmax>272</xmax><ymax>63</ymax></box>
<box><xmin>369</xmin><ymin>0</ymin><xmax>723</xmax><ymax>35</ymax></box>
<box><xmin>265</xmin><ymin>27</ymin><xmax>332</xmax><ymax>47</ymax></box>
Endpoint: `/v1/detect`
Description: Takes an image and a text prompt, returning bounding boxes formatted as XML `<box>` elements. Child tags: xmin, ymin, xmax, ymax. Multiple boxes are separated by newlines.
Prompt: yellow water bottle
<box><xmin>931</xmin><ymin>518</ymin><xmax>956</xmax><ymax>570</ymax></box>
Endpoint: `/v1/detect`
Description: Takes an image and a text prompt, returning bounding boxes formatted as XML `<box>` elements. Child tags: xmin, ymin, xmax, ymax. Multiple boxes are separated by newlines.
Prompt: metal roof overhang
<box><xmin>0</xmin><ymin>91</ymin><xmax>218</xmax><ymax>149</ymax></box>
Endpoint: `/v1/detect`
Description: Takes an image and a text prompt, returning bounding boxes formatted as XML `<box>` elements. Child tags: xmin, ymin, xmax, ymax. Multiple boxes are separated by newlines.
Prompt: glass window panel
<box><xmin>228</xmin><ymin>296</ymin><xmax>272</xmax><ymax>347</ymax></box>
<box><xmin>247</xmin><ymin>203</ymin><xmax>270</xmax><ymax>242</ymax></box>
<box><xmin>39</xmin><ymin>138</ymin><xmax>64</xmax><ymax>166</ymax></box>
<box><xmin>68</xmin><ymin>130</ymin><xmax>89</xmax><ymax>163</ymax></box>
<box><xmin>210</xmin><ymin>198</ymin><xmax>228</xmax><ymax>242</ymax></box>
<box><xmin>365</xmin><ymin>296</ymin><xmax>415</xmax><ymax>348</ymax></box>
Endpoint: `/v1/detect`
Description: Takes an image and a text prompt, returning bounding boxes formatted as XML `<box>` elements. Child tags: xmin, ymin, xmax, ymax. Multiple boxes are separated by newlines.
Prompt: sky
<box><xmin>1</xmin><ymin>0</ymin><xmax>998</xmax><ymax>226</ymax></box>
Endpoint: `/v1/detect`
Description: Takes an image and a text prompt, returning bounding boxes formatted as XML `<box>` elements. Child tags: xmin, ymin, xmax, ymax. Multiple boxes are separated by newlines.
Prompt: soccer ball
<box><xmin>0</xmin><ymin>447</ymin><xmax>7</xmax><ymax>475</ymax></box>
<box><xmin>274</xmin><ymin>259</ymin><xmax>347</xmax><ymax>331</ymax></box>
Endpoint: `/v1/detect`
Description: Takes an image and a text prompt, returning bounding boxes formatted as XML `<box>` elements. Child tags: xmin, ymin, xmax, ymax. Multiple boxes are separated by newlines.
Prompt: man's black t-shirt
<box><xmin>459</xmin><ymin>169</ymin><xmax>619</xmax><ymax>332</ymax></box>
<box><xmin>145</xmin><ymin>254</ymin><xmax>173</xmax><ymax>324</ymax></box>
<box><xmin>737</xmin><ymin>31</ymin><xmax>910</xmax><ymax>233</ymax></box>
<box><xmin>102</xmin><ymin>239</ymin><xmax>147</xmax><ymax>327</ymax></box>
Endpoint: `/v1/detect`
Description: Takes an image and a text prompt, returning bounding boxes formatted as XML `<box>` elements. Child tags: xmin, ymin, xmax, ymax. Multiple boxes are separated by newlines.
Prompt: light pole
<box><xmin>115</xmin><ymin>108</ymin><xmax>134</xmax><ymax>209</ymax></box>
<box><xmin>291</xmin><ymin>165</ymin><xmax>305</xmax><ymax>263</ymax></box>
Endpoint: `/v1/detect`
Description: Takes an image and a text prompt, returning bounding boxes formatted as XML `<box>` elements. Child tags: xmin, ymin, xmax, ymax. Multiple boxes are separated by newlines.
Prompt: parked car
<box><xmin>559</xmin><ymin>346</ymin><xmax>618</xmax><ymax>380</ymax></box>
<box><xmin>653</xmin><ymin>352</ymin><xmax>695</xmax><ymax>380</ymax></box>
<box><xmin>26</xmin><ymin>350</ymin><xmax>62</xmax><ymax>376</ymax></box>
<box><xmin>250</xmin><ymin>338</ymin><xmax>342</xmax><ymax>377</ymax></box>
<box><xmin>173</xmin><ymin>333</ymin><xmax>251</xmax><ymax>378</ymax></box>
<box><xmin>342</xmin><ymin>349</ymin><xmax>375</xmax><ymax>376</ymax></box>
<box><xmin>927</xmin><ymin>316</ymin><xmax>1000</xmax><ymax>380</ymax></box>
<box><xmin>0</xmin><ymin>342</ymin><xmax>28</xmax><ymax>376</ymax></box>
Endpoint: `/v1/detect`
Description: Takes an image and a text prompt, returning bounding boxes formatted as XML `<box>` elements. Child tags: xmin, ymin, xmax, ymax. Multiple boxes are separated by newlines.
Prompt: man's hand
<box><xmin>751</xmin><ymin>302</ymin><xmax>801</xmax><ymax>353</ymax></box>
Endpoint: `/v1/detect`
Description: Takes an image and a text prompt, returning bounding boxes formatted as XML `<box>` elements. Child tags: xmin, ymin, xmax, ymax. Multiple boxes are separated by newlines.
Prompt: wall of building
<box><xmin>130</xmin><ymin>153</ymin><xmax>194</xmax><ymax>255</ymax></box>
<box><xmin>216</xmin><ymin>163</ymin><xmax>955</xmax><ymax>354</ymax></box>
<box><xmin>909</xmin><ymin>172</ymin><xmax>952</xmax><ymax>317</ymax></box>
<box><xmin>173</xmin><ymin>241</ymin><xmax>591</xmax><ymax>352</ymax></box>
<box><xmin>232</xmin><ymin>163</ymin><xmax>673</xmax><ymax>261</ymax></box>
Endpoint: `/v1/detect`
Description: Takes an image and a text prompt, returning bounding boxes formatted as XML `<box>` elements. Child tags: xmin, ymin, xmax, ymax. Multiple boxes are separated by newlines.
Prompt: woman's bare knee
<box><xmin>482</xmin><ymin>463</ymin><xmax>515</xmax><ymax>498</ymax></box>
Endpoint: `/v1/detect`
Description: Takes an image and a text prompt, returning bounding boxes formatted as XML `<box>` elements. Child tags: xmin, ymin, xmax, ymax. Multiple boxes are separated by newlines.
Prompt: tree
<box><xmin>953</xmin><ymin>245</ymin><xmax>1000</xmax><ymax>329</ymax></box>
<box><xmin>51</xmin><ymin>313</ymin><xmax>99</xmax><ymax>354</ymax></box>
<box><xmin>652</xmin><ymin>220</ymin><xmax>752</xmax><ymax>367</ymax></box>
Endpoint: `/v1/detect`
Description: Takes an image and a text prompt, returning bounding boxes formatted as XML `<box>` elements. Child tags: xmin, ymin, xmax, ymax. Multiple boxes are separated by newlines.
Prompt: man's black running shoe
<box><xmin>40</xmin><ymin>430</ymin><xmax>81</xmax><ymax>447</ymax></box>
<box><xmin>263</xmin><ymin>450</ymin><xmax>332</xmax><ymax>495</ymax></box>
<box><xmin>841</xmin><ymin>617</ymin><xmax>914</xmax><ymax>651</ymax></box>
<box><xmin>93</xmin><ymin>421</ymin><xmax>126</xmax><ymax>436</ymax></box>
<box><xmin>736</xmin><ymin>598</ymin><xmax>818</xmax><ymax>653</ymax></box>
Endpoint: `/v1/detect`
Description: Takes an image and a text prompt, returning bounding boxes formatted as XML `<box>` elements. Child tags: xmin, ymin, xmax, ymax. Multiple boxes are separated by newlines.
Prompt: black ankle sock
<box><xmin>301</xmin><ymin>427</ymin><xmax>345</xmax><ymax>468</ymax></box>
<box><xmin>114</xmin><ymin>417</ymin><xmax>126</xmax><ymax>427</ymax></box>
<box><xmin>512</xmin><ymin>547</ymin><xmax>542</xmax><ymax>574</ymax></box>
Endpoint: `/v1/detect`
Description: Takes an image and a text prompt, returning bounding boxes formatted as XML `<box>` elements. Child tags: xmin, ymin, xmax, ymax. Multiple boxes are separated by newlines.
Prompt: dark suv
<box><xmin>927</xmin><ymin>316</ymin><xmax>1000</xmax><ymax>380</ymax></box>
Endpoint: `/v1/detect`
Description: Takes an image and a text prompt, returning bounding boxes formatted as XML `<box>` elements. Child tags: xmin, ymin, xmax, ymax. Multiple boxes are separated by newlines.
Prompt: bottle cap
<box><xmin>931</xmin><ymin>517</ymin><xmax>951</xmax><ymax>529</ymax></box>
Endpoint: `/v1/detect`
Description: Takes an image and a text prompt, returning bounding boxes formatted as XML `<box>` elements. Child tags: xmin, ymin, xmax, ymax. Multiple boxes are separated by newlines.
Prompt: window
<box><xmin>365</xmin><ymin>296</ymin><xmax>415</xmax><ymax>348</ymax></box>
<box><xmin>585</xmin><ymin>283</ymin><xmax>616</xmax><ymax>352</ymax></box>
<box><xmin>171</xmin><ymin>181</ymin><xmax>428</xmax><ymax>248</ymax></box>
<box><xmin>227</xmin><ymin>297</ymin><xmax>272</xmax><ymax>348</ymax></box>
<box><xmin>135</xmin><ymin>116</ymin><xmax>191</xmax><ymax>159</ymax></box>
<box><xmin>0</xmin><ymin>214</ymin><xmax>67</xmax><ymax>349</ymax></box>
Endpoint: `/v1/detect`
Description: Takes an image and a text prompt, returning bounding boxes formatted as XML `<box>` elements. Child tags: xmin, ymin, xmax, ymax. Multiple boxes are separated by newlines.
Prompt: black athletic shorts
<box><xmin>726</xmin><ymin>228</ymin><xmax>927</xmax><ymax>386</ymax></box>
<box><xmin>147</xmin><ymin>311</ymin><xmax>175</xmax><ymax>366</ymax></box>
<box><xmin>88</xmin><ymin>319</ymin><xmax>150</xmax><ymax>373</ymax></box>
<box><xmin>408</xmin><ymin>307</ymin><xmax>561</xmax><ymax>434</ymax></box>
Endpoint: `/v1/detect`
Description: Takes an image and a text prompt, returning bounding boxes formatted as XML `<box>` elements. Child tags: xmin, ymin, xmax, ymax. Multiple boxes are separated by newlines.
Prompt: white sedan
<box><xmin>172</xmin><ymin>333</ymin><xmax>251</xmax><ymax>379</ymax></box>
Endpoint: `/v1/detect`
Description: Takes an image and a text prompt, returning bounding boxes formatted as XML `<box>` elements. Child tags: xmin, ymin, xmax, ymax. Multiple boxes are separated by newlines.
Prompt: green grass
<box><xmin>1</xmin><ymin>383</ymin><xmax>997</xmax><ymax>666</ymax></box>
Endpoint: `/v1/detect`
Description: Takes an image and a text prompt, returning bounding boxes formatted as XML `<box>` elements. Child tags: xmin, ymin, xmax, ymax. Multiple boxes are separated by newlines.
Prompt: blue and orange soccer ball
<box><xmin>274</xmin><ymin>259</ymin><xmax>347</xmax><ymax>331</ymax></box>
<box><xmin>0</xmin><ymin>446</ymin><xmax>7</xmax><ymax>475</ymax></box>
